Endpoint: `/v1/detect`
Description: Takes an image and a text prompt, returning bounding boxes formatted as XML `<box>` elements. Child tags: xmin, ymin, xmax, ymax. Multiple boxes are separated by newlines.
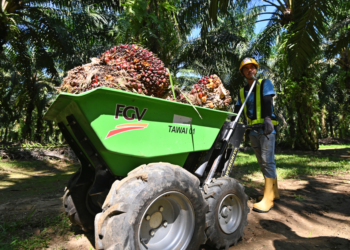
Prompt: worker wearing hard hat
<box><xmin>234</xmin><ymin>58</ymin><xmax>279</xmax><ymax>213</ymax></box>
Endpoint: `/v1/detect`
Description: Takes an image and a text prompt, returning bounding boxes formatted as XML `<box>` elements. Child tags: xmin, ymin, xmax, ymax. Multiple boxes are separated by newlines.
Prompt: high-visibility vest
<box><xmin>239</xmin><ymin>79</ymin><xmax>279</xmax><ymax>126</ymax></box>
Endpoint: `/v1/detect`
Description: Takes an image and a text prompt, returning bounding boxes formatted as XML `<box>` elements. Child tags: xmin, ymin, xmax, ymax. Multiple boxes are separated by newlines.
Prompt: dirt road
<box><xmin>228</xmin><ymin>175</ymin><xmax>350</xmax><ymax>250</ymax></box>
<box><xmin>1</xmin><ymin>174</ymin><xmax>349</xmax><ymax>250</ymax></box>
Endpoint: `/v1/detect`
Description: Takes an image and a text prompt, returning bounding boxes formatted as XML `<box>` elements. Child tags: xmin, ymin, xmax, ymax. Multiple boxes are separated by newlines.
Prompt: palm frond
<box><xmin>286</xmin><ymin>0</ymin><xmax>334</xmax><ymax>76</ymax></box>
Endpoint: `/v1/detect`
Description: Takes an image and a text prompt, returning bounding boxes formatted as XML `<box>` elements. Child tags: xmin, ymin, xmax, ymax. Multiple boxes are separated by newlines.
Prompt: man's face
<box><xmin>242</xmin><ymin>64</ymin><xmax>257</xmax><ymax>79</ymax></box>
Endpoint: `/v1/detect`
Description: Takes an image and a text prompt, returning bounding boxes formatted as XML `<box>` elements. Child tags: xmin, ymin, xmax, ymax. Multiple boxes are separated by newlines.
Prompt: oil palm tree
<box><xmin>248</xmin><ymin>0</ymin><xmax>336</xmax><ymax>150</ymax></box>
<box><xmin>252</xmin><ymin>0</ymin><xmax>334</xmax><ymax>75</ymax></box>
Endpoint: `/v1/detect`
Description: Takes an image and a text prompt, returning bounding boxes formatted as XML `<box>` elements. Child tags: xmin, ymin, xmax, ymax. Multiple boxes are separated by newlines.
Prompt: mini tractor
<box><xmin>44</xmin><ymin>78</ymin><xmax>262</xmax><ymax>250</ymax></box>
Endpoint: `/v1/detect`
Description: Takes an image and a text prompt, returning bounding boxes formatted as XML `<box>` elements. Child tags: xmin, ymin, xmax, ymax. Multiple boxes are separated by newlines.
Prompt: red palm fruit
<box><xmin>199</xmin><ymin>92</ymin><xmax>203</xmax><ymax>98</ymax></box>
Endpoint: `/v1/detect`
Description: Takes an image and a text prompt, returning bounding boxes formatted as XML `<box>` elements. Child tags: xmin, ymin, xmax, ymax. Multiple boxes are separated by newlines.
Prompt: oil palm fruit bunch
<box><xmin>178</xmin><ymin>75</ymin><xmax>232</xmax><ymax>110</ymax></box>
<box><xmin>58</xmin><ymin>44</ymin><xmax>170</xmax><ymax>97</ymax></box>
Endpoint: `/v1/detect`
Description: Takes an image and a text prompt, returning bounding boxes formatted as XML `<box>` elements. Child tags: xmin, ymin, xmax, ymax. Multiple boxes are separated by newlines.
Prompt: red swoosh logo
<box><xmin>105</xmin><ymin>123</ymin><xmax>148</xmax><ymax>139</ymax></box>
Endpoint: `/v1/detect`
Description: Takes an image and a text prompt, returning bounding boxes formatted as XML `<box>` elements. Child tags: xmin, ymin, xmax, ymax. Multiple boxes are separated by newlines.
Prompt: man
<box><xmin>234</xmin><ymin>58</ymin><xmax>279</xmax><ymax>213</ymax></box>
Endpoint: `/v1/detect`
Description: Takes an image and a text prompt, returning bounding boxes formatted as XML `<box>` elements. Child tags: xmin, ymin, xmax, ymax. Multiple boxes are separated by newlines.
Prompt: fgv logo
<box><xmin>105</xmin><ymin>104</ymin><xmax>149</xmax><ymax>139</ymax></box>
<box><xmin>115</xmin><ymin>104</ymin><xmax>147</xmax><ymax>121</ymax></box>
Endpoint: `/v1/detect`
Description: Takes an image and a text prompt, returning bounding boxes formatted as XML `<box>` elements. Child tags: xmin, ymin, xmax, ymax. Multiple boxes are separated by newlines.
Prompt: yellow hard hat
<box><xmin>239</xmin><ymin>58</ymin><xmax>259</xmax><ymax>73</ymax></box>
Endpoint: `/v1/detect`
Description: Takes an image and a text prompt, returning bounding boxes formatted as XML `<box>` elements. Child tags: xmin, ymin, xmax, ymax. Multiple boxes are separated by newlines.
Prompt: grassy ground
<box><xmin>0</xmin><ymin>145</ymin><xmax>349</xmax><ymax>249</ymax></box>
<box><xmin>0</xmin><ymin>160</ymin><xmax>78</xmax><ymax>204</ymax></box>
<box><xmin>319</xmin><ymin>144</ymin><xmax>350</xmax><ymax>149</ymax></box>
<box><xmin>0</xmin><ymin>159</ymin><xmax>79</xmax><ymax>250</ymax></box>
<box><xmin>233</xmin><ymin>149</ymin><xmax>350</xmax><ymax>182</ymax></box>
<box><xmin>0</xmin><ymin>212</ymin><xmax>73</xmax><ymax>250</ymax></box>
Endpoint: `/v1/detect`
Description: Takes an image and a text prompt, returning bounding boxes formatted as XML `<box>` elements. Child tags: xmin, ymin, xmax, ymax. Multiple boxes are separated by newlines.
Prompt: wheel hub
<box><xmin>221</xmin><ymin>206</ymin><xmax>229</xmax><ymax>218</ymax></box>
<box><xmin>138</xmin><ymin>191</ymin><xmax>195</xmax><ymax>250</ymax></box>
<box><xmin>149</xmin><ymin>211</ymin><xmax>163</xmax><ymax>229</ymax></box>
<box><xmin>218</xmin><ymin>194</ymin><xmax>242</xmax><ymax>234</ymax></box>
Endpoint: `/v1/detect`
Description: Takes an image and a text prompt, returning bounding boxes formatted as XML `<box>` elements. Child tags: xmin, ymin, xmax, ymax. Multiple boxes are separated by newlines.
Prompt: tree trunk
<box><xmin>338</xmin><ymin>100</ymin><xmax>350</xmax><ymax>139</ymax></box>
<box><xmin>285</xmin><ymin>105</ymin><xmax>295</xmax><ymax>148</ymax></box>
<box><xmin>35</xmin><ymin>108</ymin><xmax>44</xmax><ymax>142</ymax></box>
<box><xmin>328</xmin><ymin>114</ymin><xmax>334</xmax><ymax>137</ymax></box>
<box><xmin>3</xmin><ymin>127</ymin><xmax>8</xmax><ymax>143</ymax></box>
<box><xmin>23</xmin><ymin>74</ymin><xmax>36</xmax><ymax>139</ymax></box>
<box><xmin>293</xmin><ymin>80</ymin><xmax>319</xmax><ymax>151</ymax></box>
<box><xmin>321</xmin><ymin>105</ymin><xmax>327</xmax><ymax>138</ymax></box>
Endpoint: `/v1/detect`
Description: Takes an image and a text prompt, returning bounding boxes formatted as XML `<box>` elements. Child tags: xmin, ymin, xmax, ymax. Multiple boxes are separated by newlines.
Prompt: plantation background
<box><xmin>0</xmin><ymin>0</ymin><xmax>349</xmax><ymax>150</ymax></box>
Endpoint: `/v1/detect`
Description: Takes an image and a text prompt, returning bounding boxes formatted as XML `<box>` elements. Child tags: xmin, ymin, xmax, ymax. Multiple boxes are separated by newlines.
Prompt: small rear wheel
<box><xmin>95</xmin><ymin>163</ymin><xmax>208</xmax><ymax>250</ymax></box>
<box><xmin>203</xmin><ymin>177</ymin><xmax>249</xmax><ymax>249</ymax></box>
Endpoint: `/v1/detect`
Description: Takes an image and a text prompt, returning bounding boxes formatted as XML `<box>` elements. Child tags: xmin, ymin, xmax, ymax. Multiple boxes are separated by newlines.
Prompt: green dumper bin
<box><xmin>44</xmin><ymin>87</ymin><xmax>249</xmax><ymax>250</ymax></box>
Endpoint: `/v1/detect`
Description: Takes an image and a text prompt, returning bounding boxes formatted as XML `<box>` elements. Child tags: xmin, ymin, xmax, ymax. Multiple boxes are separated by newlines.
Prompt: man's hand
<box><xmin>263</xmin><ymin>117</ymin><xmax>274</xmax><ymax>135</ymax></box>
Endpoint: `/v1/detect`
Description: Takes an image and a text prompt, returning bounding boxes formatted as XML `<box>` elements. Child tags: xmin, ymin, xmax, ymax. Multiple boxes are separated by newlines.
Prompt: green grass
<box><xmin>0</xmin><ymin>159</ymin><xmax>82</xmax><ymax>250</ymax></box>
<box><xmin>0</xmin><ymin>210</ymin><xmax>72</xmax><ymax>250</ymax></box>
<box><xmin>232</xmin><ymin>151</ymin><xmax>350</xmax><ymax>181</ymax></box>
<box><xmin>319</xmin><ymin>144</ymin><xmax>350</xmax><ymax>149</ymax></box>
<box><xmin>294</xmin><ymin>194</ymin><xmax>305</xmax><ymax>201</ymax></box>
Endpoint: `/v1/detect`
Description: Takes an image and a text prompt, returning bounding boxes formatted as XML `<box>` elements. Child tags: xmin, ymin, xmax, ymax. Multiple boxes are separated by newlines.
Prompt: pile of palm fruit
<box><xmin>175</xmin><ymin>75</ymin><xmax>232</xmax><ymax>110</ymax></box>
<box><xmin>58</xmin><ymin>44</ymin><xmax>232</xmax><ymax>110</ymax></box>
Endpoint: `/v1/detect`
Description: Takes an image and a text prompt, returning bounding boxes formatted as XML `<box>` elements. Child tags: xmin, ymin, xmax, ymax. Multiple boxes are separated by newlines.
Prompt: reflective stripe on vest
<box><xmin>240</xmin><ymin>79</ymin><xmax>278</xmax><ymax>125</ymax></box>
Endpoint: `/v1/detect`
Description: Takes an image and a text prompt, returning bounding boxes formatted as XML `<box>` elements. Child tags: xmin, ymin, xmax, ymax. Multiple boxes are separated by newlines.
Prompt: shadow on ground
<box><xmin>261</xmin><ymin>220</ymin><xmax>350</xmax><ymax>250</ymax></box>
<box><xmin>0</xmin><ymin>159</ymin><xmax>79</xmax><ymax>204</ymax></box>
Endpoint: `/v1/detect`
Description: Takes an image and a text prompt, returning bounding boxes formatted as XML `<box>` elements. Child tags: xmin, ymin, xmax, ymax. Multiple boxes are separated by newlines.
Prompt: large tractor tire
<box><xmin>95</xmin><ymin>163</ymin><xmax>208</xmax><ymax>250</ymax></box>
<box><xmin>203</xmin><ymin>177</ymin><xmax>249</xmax><ymax>249</ymax></box>
<box><xmin>63</xmin><ymin>168</ymin><xmax>99</xmax><ymax>232</ymax></box>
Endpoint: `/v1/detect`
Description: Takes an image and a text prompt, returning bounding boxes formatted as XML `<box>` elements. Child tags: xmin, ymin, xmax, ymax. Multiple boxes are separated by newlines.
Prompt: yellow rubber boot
<box><xmin>274</xmin><ymin>178</ymin><xmax>280</xmax><ymax>200</ymax></box>
<box><xmin>253</xmin><ymin>178</ymin><xmax>274</xmax><ymax>213</ymax></box>
<box><xmin>258</xmin><ymin>178</ymin><xmax>280</xmax><ymax>201</ymax></box>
